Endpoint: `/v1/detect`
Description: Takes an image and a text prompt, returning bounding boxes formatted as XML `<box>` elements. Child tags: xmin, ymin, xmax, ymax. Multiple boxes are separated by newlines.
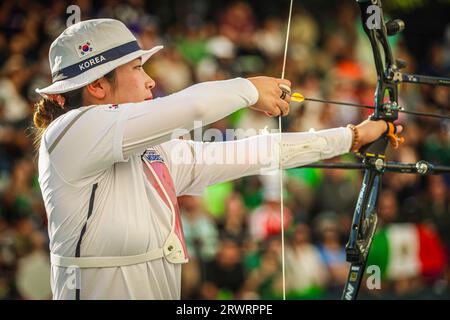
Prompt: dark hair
<box><xmin>32</xmin><ymin>70</ymin><xmax>116</xmax><ymax>149</ymax></box>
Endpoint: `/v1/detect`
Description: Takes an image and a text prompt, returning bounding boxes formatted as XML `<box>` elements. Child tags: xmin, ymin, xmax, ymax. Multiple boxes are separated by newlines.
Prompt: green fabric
<box><xmin>228</xmin><ymin>108</ymin><xmax>247</xmax><ymax>128</ymax></box>
<box><xmin>287</xmin><ymin>286</ymin><xmax>326</xmax><ymax>300</ymax></box>
<box><xmin>176</xmin><ymin>38</ymin><xmax>209</xmax><ymax>66</ymax></box>
<box><xmin>242</xmin><ymin>189</ymin><xmax>263</xmax><ymax>210</ymax></box>
<box><xmin>258</xmin><ymin>276</ymin><xmax>281</xmax><ymax>300</ymax></box>
<box><xmin>234</xmin><ymin>177</ymin><xmax>264</xmax><ymax>210</ymax></box>
<box><xmin>367</xmin><ymin>228</ymin><xmax>390</xmax><ymax>279</ymax></box>
<box><xmin>286</xmin><ymin>167</ymin><xmax>323</xmax><ymax>188</ymax></box>
<box><xmin>202</xmin><ymin>182</ymin><xmax>234</xmax><ymax>218</ymax></box>
<box><xmin>31</xmin><ymin>175</ymin><xmax>40</xmax><ymax>191</ymax></box>
<box><xmin>423</xmin><ymin>136</ymin><xmax>450</xmax><ymax>165</ymax></box>
<box><xmin>217</xmin><ymin>289</ymin><xmax>233</xmax><ymax>300</ymax></box>
<box><xmin>243</xmin><ymin>252</ymin><xmax>261</xmax><ymax>272</ymax></box>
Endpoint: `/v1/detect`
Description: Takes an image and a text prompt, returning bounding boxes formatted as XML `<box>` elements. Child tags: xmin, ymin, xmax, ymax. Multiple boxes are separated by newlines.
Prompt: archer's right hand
<box><xmin>247</xmin><ymin>76</ymin><xmax>291</xmax><ymax>117</ymax></box>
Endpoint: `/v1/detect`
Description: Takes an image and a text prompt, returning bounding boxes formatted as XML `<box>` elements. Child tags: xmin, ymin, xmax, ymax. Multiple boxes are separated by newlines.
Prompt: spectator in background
<box><xmin>0</xmin><ymin>55</ymin><xmax>31</xmax><ymax>123</ymax></box>
<box><xmin>423</xmin><ymin>43</ymin><xmax>450</xmax><ymax>77</ymax></box>
<box><xmin>243</xmin><ymin>236</ymin><xmax>284</xmax><ymax>299</ymax></box>
<box><xmin>0</xmin><ymin>217</ymin><xmax>17</xmax><ymax>299</ymax></box>
<box><xmin>384</xmin><ymin>146</ymin><xmax>422</xmax><ymax>223</ymax></box>
<box><xmin>0</xmin><ymin>216</ymin><xmax>49</xmax><ymax>299</ymax></box>
<box><xmin>248</xmin><ymin>173</ymin><xmax>293</xmax><ymax>243</ymax></box>
<box><xmin>195</xmin><ymin>34</ymin><xmax>236</xmax><ymax>82</ymax></box>
<box><xmin>217</xmin><ymin>192</ymin><xmax>248</xmax><ymax>245</ymax></box>
<box><xmin>288</xmin><ymin>71</ymin><xmax>324</xmax><ymax>133</ymax></box>
<box><xmin>0</xmin><ymin>34</ymin><xmax>8</xmax><ymax>64</ymax></box>
<box><xmin>326</xmin><ymin>62</ymin><xmax>364</xmax><ymax>126</ymax></box>
<box><xmin>201</xmin><ymin>238</ymin><xmax>246</xmax><ymax>299</ymax></box>
<box><xmin>0</xmin><ymin>99</ymin><xmax>16</xmax><ymax>180</ymax></box>
<box><xmin>175</xmin><ymin>23</ymin><xmax>211</xmax><ymax>67</ymax></box>
<box><xmin>420</xmin><ymin>175</ymin><xmax>450</xmax><ymax>255</ymax></box>
<box><xmin>285</xmin><ymin>222</ymin><xmax>329</xmax><ymax>299</ymax></box>
<box><xmin>1</xmin><ymin>158</ymin><xmax>43</xmax><ymax>223</ymax></box>
<box><xmin>423</xmin><ymin>121</ymin><xmax>450</xmax><ymax>166</ymax></box>
<box><xmin>180</xmin><ymin>195</ymin><xmax>219</xmax><ymax>263</ymax></box>
<box><xmin>254</xmin><ymin>18</ymin><xmax>285</xmax><ymax>59</ymax></box>
<box><xmin>312</xmin><ymin>165</ymin><xmax>358</xmax><ymax>222</ymax></box>
<box><xmin>314</xmin><ymin>212</ymin><xmax>349</xmax><ymax>296</ymax></box>
<box><xmin>377</xmin><ymin>189</ymin><xmax>400</xmax><ymax>227</ymax></box>
<box><xmin>218</xmin><ymin>1</ymin><xmax>256</xmax><ymax>49</ymax></box>
<box><xmin>147</xmin><ymin>46</ymin><xmax>193</xmax><ymax>94</ymax></box>
<box><xmin>15</xmin><ymin>230</ymin><xmax>51</xmax><ymax>300</ymax></box>
<box><xmin>179</xmin><ymin>196</ymin><xmax>219</xmax><ymax>299</ymax></box>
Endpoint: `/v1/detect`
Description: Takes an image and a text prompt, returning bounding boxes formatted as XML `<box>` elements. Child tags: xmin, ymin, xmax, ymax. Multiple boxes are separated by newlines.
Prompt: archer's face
<box><xmin>107</xmin><ymin>58</ymin><xmax>155</xmax><ymax>104</ymax></box>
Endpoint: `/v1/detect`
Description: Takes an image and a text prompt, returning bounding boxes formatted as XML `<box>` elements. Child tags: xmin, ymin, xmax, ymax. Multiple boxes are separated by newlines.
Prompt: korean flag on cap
<box><xmin>77</xmin><ymin>40</ymin><xmax>94</xmax><ymax>58</ymax></box>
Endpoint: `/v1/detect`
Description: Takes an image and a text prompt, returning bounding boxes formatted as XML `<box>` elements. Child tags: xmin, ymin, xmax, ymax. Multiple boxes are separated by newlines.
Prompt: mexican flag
<box><xmin>367</xmin><ymin>223</ymin><xmax>447</xmax><ymax>280</ymax></box>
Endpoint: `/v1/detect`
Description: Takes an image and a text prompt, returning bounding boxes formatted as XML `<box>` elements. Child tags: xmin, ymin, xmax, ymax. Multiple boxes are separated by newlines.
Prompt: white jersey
<box><xmin>38</xmin><ymin>78</ymin><xmax>352</xmax><ymax>300</ymax></box>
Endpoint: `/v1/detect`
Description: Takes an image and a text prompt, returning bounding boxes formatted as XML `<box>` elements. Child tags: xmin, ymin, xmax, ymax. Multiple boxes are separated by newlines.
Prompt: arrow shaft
<box><xmin>299</xmin><ymin>97</ymin><xmax>450</xmax><ymax>120</ymax></box>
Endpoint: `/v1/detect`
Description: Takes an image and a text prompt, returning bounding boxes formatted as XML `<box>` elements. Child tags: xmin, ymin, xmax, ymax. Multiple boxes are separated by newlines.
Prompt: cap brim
<box><xmin>36</xmin><ymin>45</ymin><xmax>163</xmax><ymax>96</ymax></box>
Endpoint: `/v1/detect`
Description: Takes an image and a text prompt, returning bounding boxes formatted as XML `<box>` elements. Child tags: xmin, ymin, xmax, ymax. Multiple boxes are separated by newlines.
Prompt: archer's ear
<box><xmin>86</xmin><ymin>78</ymin><xmax>108</xmax><ymax>100</ymax></box>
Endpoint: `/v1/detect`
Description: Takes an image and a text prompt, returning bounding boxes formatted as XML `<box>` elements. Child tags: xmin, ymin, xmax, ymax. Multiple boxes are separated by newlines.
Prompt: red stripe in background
<box><xmin>417</xmin><ymin>224</ymin><xmax>447</xmax><ymax>277</ymax></box>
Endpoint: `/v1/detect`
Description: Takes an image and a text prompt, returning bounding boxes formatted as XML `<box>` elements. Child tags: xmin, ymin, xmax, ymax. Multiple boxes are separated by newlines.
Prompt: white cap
<box><xmin>36</xmin><ymin>18</ymin><xmax>163</xmax><ymax>96</ymax></box>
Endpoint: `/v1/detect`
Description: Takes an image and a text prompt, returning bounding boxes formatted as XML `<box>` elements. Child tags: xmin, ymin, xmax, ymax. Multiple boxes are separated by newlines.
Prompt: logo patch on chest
<box><xmin>143</xmin><ymin>149</ymin><xmax>165</xmax><ymax>163</ymax></box>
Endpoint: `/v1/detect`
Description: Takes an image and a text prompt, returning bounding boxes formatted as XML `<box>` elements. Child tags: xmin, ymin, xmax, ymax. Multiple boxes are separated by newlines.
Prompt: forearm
<box><xmin>177</xmin><ymin>127</ymin><xmax>352</xmax><ymax>195</ymax></box>
<box><xmin>279</xmin><ymin>127</ymin><xmax>353</xmax><ymax>169</ymax></box>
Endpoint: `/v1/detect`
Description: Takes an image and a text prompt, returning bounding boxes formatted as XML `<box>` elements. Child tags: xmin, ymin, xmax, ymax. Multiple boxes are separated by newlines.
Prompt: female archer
<box><xmin>34</xmin><ymin>18</ymin><xmax>399</xmax><ymax>299</ymax></box>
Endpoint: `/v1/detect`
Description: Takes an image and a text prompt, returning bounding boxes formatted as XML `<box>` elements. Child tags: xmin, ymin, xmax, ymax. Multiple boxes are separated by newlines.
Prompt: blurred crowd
<box><xmin>0</xmin><ymin>0</ymin><xmax>449</xmax><ymax>299</ymax></box>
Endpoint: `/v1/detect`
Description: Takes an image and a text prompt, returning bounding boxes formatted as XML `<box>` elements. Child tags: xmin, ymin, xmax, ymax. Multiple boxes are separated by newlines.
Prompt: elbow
<box><xmin>192</xmin><ymin>99</ymin><xmax>209</xmax><ymax>121</ymax></box>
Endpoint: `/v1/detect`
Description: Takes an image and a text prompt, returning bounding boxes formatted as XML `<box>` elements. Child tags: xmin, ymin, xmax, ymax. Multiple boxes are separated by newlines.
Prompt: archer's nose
<box><xmin>145</xmin><ymin>74</ymin><xmax>156</xmax><ymax>90</ymax></box>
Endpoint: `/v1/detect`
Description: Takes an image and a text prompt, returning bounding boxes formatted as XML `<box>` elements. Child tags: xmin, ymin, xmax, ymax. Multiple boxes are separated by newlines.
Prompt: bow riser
<box><xmin>357</xmin><ymin>0</ymin><xmax>399</xmax><ymax>122</ymax></box>
<box><xmin>342</xmin><ymin>0</ymin><xmax>400</xmax><ymax>300</ymax></box>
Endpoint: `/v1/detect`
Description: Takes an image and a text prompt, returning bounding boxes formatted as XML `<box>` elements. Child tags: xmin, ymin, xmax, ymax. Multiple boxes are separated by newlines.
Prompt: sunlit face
<box><xmin>106</xmin><ymin>57</ymin><xmax>155</xmax><ymax>104</ymax></box>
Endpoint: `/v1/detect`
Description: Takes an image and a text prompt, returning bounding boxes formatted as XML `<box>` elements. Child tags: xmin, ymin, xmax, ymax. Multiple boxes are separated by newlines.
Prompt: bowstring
<box><xmin>279</xmin><ymin>0</ymin><xmax>294</xmax><ymax>301</ymax></box>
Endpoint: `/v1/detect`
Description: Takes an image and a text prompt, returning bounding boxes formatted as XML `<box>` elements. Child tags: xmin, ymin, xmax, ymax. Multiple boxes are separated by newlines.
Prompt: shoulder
<box><xmin>43</xmin><ymin>108</ymin><xmax>83</xmax><ymax>147</ymax></box>
<box><xmin>43</xmin><ymin>104</ymin><xmax>118</xmax><ymax>147</ymax></box>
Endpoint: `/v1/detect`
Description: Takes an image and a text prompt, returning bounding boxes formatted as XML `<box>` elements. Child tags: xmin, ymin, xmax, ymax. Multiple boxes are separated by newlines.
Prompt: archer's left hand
<box><xmin>353</xmin><ymin>119</ymin><xmax>403</xmax><ymax>151</ymax></box>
